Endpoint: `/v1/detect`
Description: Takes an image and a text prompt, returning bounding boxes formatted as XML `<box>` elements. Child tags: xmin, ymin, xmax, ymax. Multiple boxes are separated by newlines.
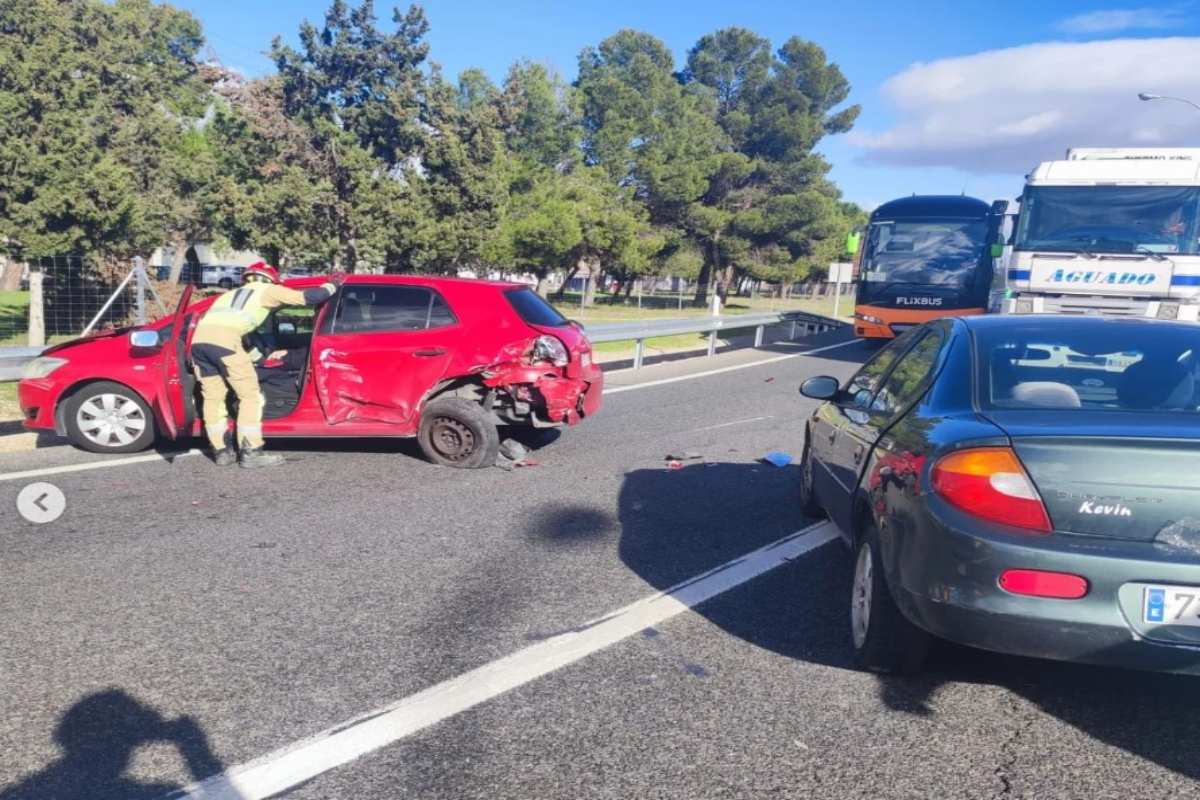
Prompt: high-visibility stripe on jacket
<box><xmin>193</xmin><ymin>282</ymin><xmax>335</xmax><ymax>347</ymax></box>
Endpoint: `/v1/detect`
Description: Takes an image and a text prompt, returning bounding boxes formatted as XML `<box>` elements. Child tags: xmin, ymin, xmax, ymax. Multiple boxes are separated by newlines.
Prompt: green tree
<box><xmin>269</xmin><ymin>0</ymin><xmax>432</xmax><ymax>270</ymax></box>
<box><xmin>399</xmin><ymin>66</ymin><xmax>506</xmax><ymax>272</ymax></box>
<box><xmin>679</xmin><ymin>29</ymin><xmax>861</xmax><ymax>302</ymax></box>
<box><xmin>0</xmin><ymin>0</ymin><xmax>210</xmax><ymax>261</ymax></box>
<box><xmin>575</xmin><ymin>30</ymin><xmax>725</xmax><ymax>237</ymax></box>
<box><xmin>497</xmin><ymin>61</ymin><xmax>579</xmax><ymax>170</ymax></box>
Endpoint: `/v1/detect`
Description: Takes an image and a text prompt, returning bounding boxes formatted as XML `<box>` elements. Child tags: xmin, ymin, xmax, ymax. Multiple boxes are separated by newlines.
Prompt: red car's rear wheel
<box><xmin>417</xmin><ymin>396</ymin><xmax>500</xmax><ymax>469</ymax></box>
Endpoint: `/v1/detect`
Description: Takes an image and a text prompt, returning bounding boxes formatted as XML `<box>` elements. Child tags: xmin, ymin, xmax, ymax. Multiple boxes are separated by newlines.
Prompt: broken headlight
<box><xmin>532</xmin><ymin>335</ymin><xmax>569</xmax><ymax>367</ymax></box>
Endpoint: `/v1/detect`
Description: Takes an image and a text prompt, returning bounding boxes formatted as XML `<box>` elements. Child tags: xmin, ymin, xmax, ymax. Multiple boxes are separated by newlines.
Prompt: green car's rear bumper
<box><xmin>888</xmin><ymin>497</ymin><xmax>1200</xmax><ymax>675</ymax></box>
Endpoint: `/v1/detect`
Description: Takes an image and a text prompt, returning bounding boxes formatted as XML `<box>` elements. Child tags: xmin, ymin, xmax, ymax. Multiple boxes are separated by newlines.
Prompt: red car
<box><xmin>18</xmin><ymin>276</ymin><xmax>603</xmax><ymax>467</ymax></box>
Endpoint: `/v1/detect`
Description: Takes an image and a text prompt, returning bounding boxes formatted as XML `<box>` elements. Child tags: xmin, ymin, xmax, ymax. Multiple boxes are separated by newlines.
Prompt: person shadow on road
<box><xmin>0</xmin><ymin>689</ymin><xmax>226</xmax><ymax>800</ymax></box>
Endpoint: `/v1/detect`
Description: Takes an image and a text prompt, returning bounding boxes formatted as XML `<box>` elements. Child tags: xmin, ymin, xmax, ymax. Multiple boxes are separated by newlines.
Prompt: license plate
<box><xmin>1143</xmin><ymin>585</ymin><xmax>1200</xmax><ymax>626</ymax></box>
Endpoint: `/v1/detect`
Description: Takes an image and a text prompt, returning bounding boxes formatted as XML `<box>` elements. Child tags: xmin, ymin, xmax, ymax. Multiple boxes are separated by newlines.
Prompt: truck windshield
<box><xmin>861</xmin><ymin>219</ymin><xmax>987</xmax><ymax>286</ymax></box>
<box><xmin>1016</xmin><ymin>186</ymin><xmax>1200</xmax><ymax>255</ymax></box>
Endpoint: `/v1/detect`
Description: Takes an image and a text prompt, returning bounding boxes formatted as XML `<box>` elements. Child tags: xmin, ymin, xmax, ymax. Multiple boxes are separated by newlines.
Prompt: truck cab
<box><xmin>1004</xmin><ymin>148</ymin><xmax>1200</xmax><ymax>322</ymax></box>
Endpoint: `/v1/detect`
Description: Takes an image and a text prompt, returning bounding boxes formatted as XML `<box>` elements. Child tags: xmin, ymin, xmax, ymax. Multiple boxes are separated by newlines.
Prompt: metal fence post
<box><xmin>754</xmin><ymin>324</ymin><xmax>764</xmax><ymax>348</ymax></box>
<box><xmin>633</xmin><ymin>338</ymin><xmax>645</xmax><ymax>370</ymax></box>
<box><xmin>707</xmin><ymin>329</ymin><xmax>717</xmax><ymax>356</ymax></box>
<box><xmin>790</xmin><ymin>320</ymin><xmax>797</xmax><ymax>340</ymax></box>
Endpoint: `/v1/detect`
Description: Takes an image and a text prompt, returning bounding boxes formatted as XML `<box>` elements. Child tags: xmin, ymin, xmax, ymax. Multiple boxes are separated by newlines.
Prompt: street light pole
<box><xmin>1138</xmin><ymin>92</ymin><xmax>1200</xmax><ymax>114</ymax></box>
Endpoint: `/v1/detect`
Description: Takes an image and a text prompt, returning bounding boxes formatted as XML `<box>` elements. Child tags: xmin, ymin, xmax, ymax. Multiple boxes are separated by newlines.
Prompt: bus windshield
<box><xmin>1015</xmin><ymin>186</ymin><xmax>1200</xmax><ymax>255</ymax></box>
<box><xmin>861</xmin><ymin>219</ymin><xmax>988</xmax><ymax>287</ymax></box>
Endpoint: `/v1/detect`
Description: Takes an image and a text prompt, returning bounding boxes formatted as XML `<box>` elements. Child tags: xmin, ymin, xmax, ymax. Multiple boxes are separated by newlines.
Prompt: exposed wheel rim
<box><xmin>429</xmin><ymin>416</ymin><xmax>476</xmax><ymax>462</ymax></box>
<box><xmin>851</xmin><ymin>542</ymin><xmax>874</xmax><ymax>650</ymax></box>
<box><xmin>76</xmin><ymin>392</ymin><xmax>146</xmax><ymax>448</ymax></box>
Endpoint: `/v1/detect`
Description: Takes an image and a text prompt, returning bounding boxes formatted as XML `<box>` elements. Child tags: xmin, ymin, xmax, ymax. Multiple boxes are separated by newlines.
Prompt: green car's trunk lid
<box><xmin>985</xmin><ymin>410</ymin><xmax>1200</xmax><ymax>542</ymax></box>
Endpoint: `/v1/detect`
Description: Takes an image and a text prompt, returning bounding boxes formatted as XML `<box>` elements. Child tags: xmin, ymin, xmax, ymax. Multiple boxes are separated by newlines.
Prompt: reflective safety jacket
<box><xmin>193</xmin><ymin>282</ymin><xmax>336</xmax><ymax>349</ymax></box>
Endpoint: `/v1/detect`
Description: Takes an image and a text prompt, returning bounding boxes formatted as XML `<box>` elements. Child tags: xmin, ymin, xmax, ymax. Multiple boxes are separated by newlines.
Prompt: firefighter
<box><xmin>191</xmin><ymin>263</ymin><xmax>338</xmax><ymax>468</ymax></box>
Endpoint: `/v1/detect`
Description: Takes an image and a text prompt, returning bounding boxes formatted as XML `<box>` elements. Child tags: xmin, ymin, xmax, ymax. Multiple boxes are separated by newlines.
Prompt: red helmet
<box><xmin>243</xmin><ymin>262</ymin><xmax>280</xmax><ymax>284</ymax></box>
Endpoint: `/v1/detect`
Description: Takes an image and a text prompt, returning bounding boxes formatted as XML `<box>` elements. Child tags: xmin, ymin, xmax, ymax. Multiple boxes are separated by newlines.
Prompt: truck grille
<box><xmin>1040</xmin><ymin>296</ymin><xmax>1150</xmax><ymax>316</ymax></box>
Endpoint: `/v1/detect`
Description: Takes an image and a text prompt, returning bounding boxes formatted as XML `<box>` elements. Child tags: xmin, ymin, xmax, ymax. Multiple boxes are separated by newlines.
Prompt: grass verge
<box><xmin>0</xmin><ymin>290</ymin><xmax>30</xmax><ymax>345</ymax></box>
<box><xmin>0</xmin><ymin>382</ymin><xmax>20</xmax><ymax>422</ymax></box>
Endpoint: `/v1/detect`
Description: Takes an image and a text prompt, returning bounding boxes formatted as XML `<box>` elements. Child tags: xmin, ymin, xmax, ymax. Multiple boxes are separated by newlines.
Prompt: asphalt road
<box><xmin>2</xmin><ymin>330</ymin><xmax>1199</xmax><ymax>799</ymax></box>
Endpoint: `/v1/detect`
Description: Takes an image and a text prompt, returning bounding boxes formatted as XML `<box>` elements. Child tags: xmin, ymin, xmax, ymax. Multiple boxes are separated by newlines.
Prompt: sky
<box><xmin>179</xmin><ymin>0</ymin><xmax>1200</xmax><ymax>209</ymax></box>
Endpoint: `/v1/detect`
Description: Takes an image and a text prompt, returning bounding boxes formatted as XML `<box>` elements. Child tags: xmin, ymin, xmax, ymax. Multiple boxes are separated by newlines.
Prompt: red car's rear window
<box><xmin>505</xmin><ymin>288</ymin><xmax>568</xmax><ymax>327</ymax></box>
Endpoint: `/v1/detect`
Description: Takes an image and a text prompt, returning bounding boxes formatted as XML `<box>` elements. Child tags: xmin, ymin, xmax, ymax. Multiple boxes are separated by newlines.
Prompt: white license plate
<box><xmin>1143</xmin><ymin>585</ymin><xmax>1200</xmax><ymax>626</ymax></box>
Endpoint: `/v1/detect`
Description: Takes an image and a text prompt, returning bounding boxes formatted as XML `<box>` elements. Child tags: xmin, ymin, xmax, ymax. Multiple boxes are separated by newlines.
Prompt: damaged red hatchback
<box><xmin>18</xmin><ymin>276</ymin><xmax>603</xmax><ymax>467</ymax></box>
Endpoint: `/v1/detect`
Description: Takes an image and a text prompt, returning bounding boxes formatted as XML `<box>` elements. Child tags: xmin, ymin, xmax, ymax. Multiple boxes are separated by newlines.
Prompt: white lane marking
<box><xmin>603</xmin><ymin>338</ymin><xmax>861</xmax><ymax>395</ymax></box>
<box><xmin>684</xmin><ymin>416</ymin><xmax>773</xmax><ymax>433</ymax></box>
<box><xmin>176</xmin><ymin>520</ymin><xmax>840</xmax><ymax>800</ymax></box>
<box><xmin>0</xmin><ymin>449</ymin><xmax>202</xmax><ymax>483</ymax></box>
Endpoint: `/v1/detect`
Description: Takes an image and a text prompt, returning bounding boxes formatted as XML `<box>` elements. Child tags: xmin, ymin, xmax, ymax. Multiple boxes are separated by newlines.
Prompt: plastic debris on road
<box><xmin>496</xmin><ymin>439</ymin><xmax>539</xmax><ymax>470</ymax></box>
<box><xmin>500</xmin><ymin>438</ymin><xmax>529</xmax><ymax>462</ymax></box>
<box><xmin>762</xmin><ymin>451</ymin><xmax>793</xmax><ymax>468</ymax></box>
<box><xmin>666</xmin><ymin>460</ymin><xmax>684</xmax><ymax>470</ymax></box>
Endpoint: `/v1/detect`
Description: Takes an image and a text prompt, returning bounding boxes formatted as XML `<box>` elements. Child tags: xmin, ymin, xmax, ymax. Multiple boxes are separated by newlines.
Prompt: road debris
<box><xmin>665</xmin><ymin>451</ymin><xmax>702</xmax><ymax>461</ymax></box>
<box><xmin>762</xmin><ymin>451</ymin><xmax>793</xmax><ymax>468</ymax></box>
<box><xmin>666</xmin><ymin>460</ymin><xmax>684</xmax><ymax>470</ymax></box>
<box><xmin>495</xmin><ymin>441</ymin><xmax>539</xmax><ymax>470</ymax></box>
<box><xmin>500</xmin><ymin>439</ymin><xmax>530</xmax><ymax>462</ymax></box>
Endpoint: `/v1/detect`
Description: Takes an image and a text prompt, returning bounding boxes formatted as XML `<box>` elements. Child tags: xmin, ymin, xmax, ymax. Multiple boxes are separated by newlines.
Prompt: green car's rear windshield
<box><xmin>976</xmin><ymin>323</ymin><xmax>1200</xmax><ymax>413</ymax></box>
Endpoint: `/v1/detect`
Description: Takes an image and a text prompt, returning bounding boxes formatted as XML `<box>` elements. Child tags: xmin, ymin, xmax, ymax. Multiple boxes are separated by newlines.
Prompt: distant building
<box><xmin>149</xmin><ymin>243</ymin><xmax>264</xmax><ymax>271</ymax></box>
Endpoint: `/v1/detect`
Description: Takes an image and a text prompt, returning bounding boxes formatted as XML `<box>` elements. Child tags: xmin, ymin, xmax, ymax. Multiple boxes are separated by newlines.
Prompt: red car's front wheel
<box><xmin>62</xmin><ymin>381</ymin><xmax>157</xmax><ymax>454</ymax></box>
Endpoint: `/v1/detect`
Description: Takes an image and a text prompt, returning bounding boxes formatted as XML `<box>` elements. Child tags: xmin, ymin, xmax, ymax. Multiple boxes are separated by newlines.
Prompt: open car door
<box><xmin>154</xmin><ymin>285</ymin><xmax>194</xmax><ymax>440</ymax></box>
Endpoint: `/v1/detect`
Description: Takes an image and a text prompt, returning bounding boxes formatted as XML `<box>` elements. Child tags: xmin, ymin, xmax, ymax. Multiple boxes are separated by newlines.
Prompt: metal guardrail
<box><xmin>0</xmin><ymin>311</ymin><xmax>846</xmax><ymax>381</ymax></box>
<box><xmin>586</xmin><ymin>310</ymin><xmax>846</xmax><ymax>369</ymax></box>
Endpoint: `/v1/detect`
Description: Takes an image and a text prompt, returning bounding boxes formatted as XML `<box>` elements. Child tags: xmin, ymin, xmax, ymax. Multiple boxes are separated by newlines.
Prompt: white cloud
<box><xmin>1056</xmin><ymin>7</ymin><xmax>1187</xmax><ymax>34</ymax></box>
<box><xmin>852</xmin><ymin>38</ymin><xmax>1200</xmax><ymax>174</ymax></box>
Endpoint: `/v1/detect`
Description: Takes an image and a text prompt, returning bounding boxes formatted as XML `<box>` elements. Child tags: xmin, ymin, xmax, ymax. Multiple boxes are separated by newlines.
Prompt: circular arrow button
<box><xmin>17</xmin><ymin>482</ymin><xmax>66</xmax><ymax>524</ymax></box>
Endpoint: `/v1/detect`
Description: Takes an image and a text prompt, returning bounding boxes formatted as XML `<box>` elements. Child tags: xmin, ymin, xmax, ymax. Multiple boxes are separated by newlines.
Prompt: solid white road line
<box><xmin>603</xmin><ymin>338</ymin><xmax>861</xmax><ymax>395</ymax></box>
<box><xmin>0</xmin><ymin>449</ymin><xmax>202</xmax><ymax>483</ymax></box>
<box><xmin>176</xmin><ymin>520</ymin><xmax>840</xmax><ymax>800</ymax></box>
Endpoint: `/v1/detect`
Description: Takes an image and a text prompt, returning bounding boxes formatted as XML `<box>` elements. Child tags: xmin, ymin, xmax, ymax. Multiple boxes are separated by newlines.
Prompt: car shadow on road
<box><xmin>0</xmin><ymin>688</ymin><xmax>230</xmax><ymax>800</ymax></box>
<box><xmin>615</xmin><ymin>461</ymin><xmax>1200</xmax><ymax>783</ymax></box>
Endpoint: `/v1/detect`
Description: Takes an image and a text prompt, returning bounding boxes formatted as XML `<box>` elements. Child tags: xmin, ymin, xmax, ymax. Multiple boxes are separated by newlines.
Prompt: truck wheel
<box><xmin>850</xmin><ymin>524</ymin><xmax>929</xmax><ymax>675</ymax></box>
<box><xmin>418</xmin><ymin>397</ymin><xmax>500</xmax><ymax>469</ymax></box>
<box><xmin>218</xmin><ymin>278</ymin><xmax>234</xmax><ymax>290</ymax></box>
<box><xmin>62</xmin><ymin>381</ymin><xmax>157</xmax><ymax>454</ymax></box>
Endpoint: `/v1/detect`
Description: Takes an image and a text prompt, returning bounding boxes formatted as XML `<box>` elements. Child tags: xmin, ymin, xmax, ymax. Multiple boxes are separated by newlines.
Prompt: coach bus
<box><xmin>850</xmin><ymin>195</ymin><xmax>1002</xmax><ymax>339</ymax></box>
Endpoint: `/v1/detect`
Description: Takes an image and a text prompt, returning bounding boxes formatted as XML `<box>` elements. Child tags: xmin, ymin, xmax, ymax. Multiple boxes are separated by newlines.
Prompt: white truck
<box><xmin>999</xmin><ymin>147</ymin><xmax>1200</xmax><ymax>322</ymax></box>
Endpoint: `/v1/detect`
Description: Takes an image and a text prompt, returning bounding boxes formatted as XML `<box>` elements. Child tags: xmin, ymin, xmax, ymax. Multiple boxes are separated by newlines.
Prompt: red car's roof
<box><xmin>282</xmin><ymin>274</ymin><xmax>528</xmax><ymax>291</ymax></box>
